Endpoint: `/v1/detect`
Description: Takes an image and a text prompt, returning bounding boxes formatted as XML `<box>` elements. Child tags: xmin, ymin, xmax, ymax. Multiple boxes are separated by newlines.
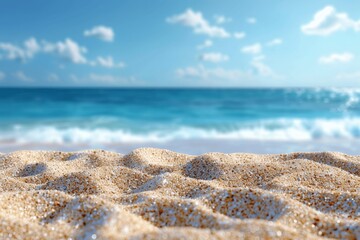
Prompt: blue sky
<box><xmin>0</xmin><ymin>0</ymin><xmax>360</xmax><ymax>87</ymax></box>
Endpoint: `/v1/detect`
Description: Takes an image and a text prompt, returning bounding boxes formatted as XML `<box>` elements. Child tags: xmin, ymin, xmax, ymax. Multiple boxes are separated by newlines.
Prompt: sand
<box><xmin>0</xmin><ymin>148</ymin><xmax>360</xmax><ymax>239</ymax></box>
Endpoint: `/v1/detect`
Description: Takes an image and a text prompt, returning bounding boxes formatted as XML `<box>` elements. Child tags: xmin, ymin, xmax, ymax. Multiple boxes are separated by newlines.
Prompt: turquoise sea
<box><xmin>1</xmin><ymin>88</ymin><xmax>360</xmax><ymax>154</ymax></box>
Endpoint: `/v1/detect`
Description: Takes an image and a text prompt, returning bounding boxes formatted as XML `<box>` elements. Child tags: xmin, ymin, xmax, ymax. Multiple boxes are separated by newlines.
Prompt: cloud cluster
<box><xmin>0</xmin><ymin>38</ymin><xmax>40</xmax><ymax>62</ymax></box>
<box><xmin>0</xmin><ymin>24</ymin><xmax>131</xmax><ymax>85</ymax></box>
<box><xmin>167</xmin><ymin>9</ymin><xmax>230</xmax><ymax>38</ymax></box>
<box><xmin>319</xmin><ymin>52</ymin><xmax>354</xmax><ymax>64</ymax></box>
<box><xmin>199</xmin><ymin>52</ymin><xmax>229</xmax><ymax>63</ymax></box>
<box><xmin>0</xmin><ymin>37</ymin><xmax>124</xmax><ymax>69</ymax></box>
<box><xmin>172</xmin><ymin>9</ymin><xmax>281</xmax><ymax>83</ymax></box>
<box><xmin>84</xmin><ymin>26</ymin><xmax>115</xmax><ymax>42</ymax></box>
<box><xmin>302</xmin><ymin>6</ymin><xmax>360</xmax><ymax>36</ymax></box>
<box><xmin>177</xmin><ymin>60</ymin><xmax>279</xmax><ymax>82</ymax></box>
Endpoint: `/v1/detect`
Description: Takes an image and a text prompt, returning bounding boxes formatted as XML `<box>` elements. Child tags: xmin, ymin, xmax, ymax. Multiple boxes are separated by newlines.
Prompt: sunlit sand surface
<box><xmin>1</xmin><ymin>148</ymin><xmax>360</xmax><ymax>239</ymax></box>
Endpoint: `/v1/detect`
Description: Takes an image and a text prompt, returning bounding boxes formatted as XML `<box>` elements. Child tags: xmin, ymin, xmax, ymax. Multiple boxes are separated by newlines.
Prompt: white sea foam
<box><xmin>2</xmin><ymin>117</ymin><xmax>360</xmax><ymax>144</ymax></box>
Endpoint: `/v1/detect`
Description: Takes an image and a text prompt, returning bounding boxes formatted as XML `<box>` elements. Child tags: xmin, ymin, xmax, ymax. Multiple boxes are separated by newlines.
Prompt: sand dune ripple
<box><xmin>0</xmin><ymin>148</ymin><xmax>360</xmax><ymax>239</ymax></box>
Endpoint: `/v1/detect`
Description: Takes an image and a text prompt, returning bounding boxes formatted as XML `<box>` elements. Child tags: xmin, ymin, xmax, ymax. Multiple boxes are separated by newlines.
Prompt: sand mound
<box><xmin>0</xmin><ymin>148</ymin><xmax>360</xmax><ymax>239</ymax></box>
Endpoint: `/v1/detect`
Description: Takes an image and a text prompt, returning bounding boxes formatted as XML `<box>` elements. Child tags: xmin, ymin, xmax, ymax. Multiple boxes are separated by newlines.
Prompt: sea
<box><xmin>1</xmin><ymin>87</ymin><xmax>360</xmax><ymax>154</ymax></box>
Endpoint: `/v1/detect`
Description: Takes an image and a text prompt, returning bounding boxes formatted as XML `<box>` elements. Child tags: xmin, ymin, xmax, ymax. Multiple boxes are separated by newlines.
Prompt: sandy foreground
<box><xmin>0</xmin><ymin>148</ymin><xmax>360</xmax><ymax>239</ymax></box>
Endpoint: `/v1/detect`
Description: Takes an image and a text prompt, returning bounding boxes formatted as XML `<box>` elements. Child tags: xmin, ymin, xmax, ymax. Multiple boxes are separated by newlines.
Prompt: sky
<box><xmin>0</xmin><ymin>0</ymin><xmax>360</xmax><ymax>87</ymax></box>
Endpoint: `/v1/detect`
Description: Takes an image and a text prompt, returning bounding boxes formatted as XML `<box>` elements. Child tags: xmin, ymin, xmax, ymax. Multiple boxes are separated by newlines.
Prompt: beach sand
<box><xmin>0</xmin><ymin>148</ymin><xmax>360</xmax><ymax>239</ymax></box>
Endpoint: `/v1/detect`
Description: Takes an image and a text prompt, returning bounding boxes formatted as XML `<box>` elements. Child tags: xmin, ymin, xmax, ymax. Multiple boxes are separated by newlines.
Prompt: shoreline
<box><xmin>1</xmin><ymin>138</ymin><xmax>360</xmax><ymax>155</ymax></box>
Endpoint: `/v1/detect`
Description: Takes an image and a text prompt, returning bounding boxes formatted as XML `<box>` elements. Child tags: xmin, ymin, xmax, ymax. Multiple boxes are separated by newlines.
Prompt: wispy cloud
<box><xmin>167</xmin><ymin>9</ymin><xmax>230</xmax><ymax>38</ymax></box>
<box><xmin>247</xmin><ymin>18</ymin><xmax>257</xmax><ymax>24</ymax></box>
<box><xmin>241</xmin><ymin>43</ymin><xmax>262</xmax><ymax>55</ymax></box>
<box><xmin>214</xmin><ymin>15</ymin><xmax>232</xmax><ymax>24</ymax></box>
<box><xmin>13</xmin><ymin>71</ymin><xmax>32</xmax><ymax>82</ymax></box>
<box><xmin>301</xmin><ymin>6</ymin><xmax>360</xmax><ymax>36</ymax></box>
<box><xmin>250</xmin><ymin>56</ymin><xmax>277</xmax><ymax>77</ymax></box>
<box><xmin>199</xmin><ymin>52</ymin><xmax>229</xmax><ymax>63</ymax></box>
<box><xmin>177</xmin><ymin>65</ymin><xmax>247</xmax><ymax>81</ymax></box>
<box><xmin>94</xmin><ymin>56</ymin><xmax>125</xmax><ymax>68</ymax></box>
<box><xmin>71</xmin><ymin>73</ymin><xmax>140</xmax><ymax>85</ymax></box>
<box><xmin>48</xmin><ymin>73</ymin><xmax>59</xmax><ymax>82</ymax></box>
<box><xmin>197</xmin><ymin>39</ymin><xmax>213</xmax><ymax>49</ymax></box>
<box><xmin>84</xmin><ymin>25</ymin><xmax>115</xmax><ymax>42</ymax></box>
<box><xmin>234</xmin><ymin>32</ymin><xmax>246</xmax><ymax>39</ymax></box>
<box><xmin>0</xmin><ymin>71</ymin><xmax>5</xmax><ymax>81</ymax></box>
<box><xmin>319</xmin><ymin>52</ymin><xmax>354</xmax><ymax>64</ymax></box>
<box><xmin>88</xmin><ymin>74</ymin><xmax>136</xmax><ymax>84</ymax></box>
<box><xmin>267</xmin><ymin>38</ymin><xmax>283</xmax><ymax>46</ymax></box>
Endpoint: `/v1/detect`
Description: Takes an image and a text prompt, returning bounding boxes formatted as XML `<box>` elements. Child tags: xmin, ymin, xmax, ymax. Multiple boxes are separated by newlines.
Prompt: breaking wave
<box><xmin>2</xmin><ymin>117</ymin><xmax>360</xmax><ymax>144</ymax></box>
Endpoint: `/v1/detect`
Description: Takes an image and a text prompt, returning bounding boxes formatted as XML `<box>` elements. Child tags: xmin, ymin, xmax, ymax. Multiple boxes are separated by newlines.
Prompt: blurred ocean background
<box><xmin>1</xmin><ymin>87</ymin><xmax>360</xmax><ymax>154</ymax></box>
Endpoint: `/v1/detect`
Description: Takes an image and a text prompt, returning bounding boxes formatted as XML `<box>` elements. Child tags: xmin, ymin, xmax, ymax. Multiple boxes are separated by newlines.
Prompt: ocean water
<box><xmin>1</xmin><ymin>88</ymin><xmax>360</xmax><ymax>154</ymax></box>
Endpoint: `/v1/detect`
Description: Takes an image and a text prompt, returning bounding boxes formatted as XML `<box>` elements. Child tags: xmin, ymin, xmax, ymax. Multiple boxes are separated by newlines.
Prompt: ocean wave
<box><xmin>2</xmin><ymin>118</ymin><xmax>360</xmax><ymax>144</ymax></box>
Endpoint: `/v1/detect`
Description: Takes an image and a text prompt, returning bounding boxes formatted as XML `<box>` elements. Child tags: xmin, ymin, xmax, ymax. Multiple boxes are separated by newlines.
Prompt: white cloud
<box><xmin>167</xmin><ymin>9</ymin><xmax>230</xmax><ymax>38</ymax></box>
<box><xmin>95</xmin><ymin>56</ymin><xmax>125</xmax><ymax>68</ymax></box>
<box><xmin>336</xmin><ymin>72</ymin><xmax>360</xmax><ymax>80</ymax></box>
<box><xmin>319</xmin><ymin>52</ymin><xmax>354</xmax><ymax>64</ymax></box>
<box><xmin>177</xmin><ymin>65</ymin><xmax>247</xmax><ymax>81</ymax></box>
<box><xmin>241</xmin><ymin>43</ymin><xmax>262</xmax><ymax>55</ymax></box>
<box><xmin>89</xmin><ymin>74</ymin><xmax>128</xmax><ymax>83</ymax></box>
<box><xmin>214</xmin><ymin>15</ymin><xmax>232</xmax><ymax>24</ymax></box>
<box><xmin>247</xmin><ymin>18</ymin><xmax>257</xmax><ymax>24</ymax></box>
<box><xmin>234</xmin><ymin>32</ymin><xmax>246</xmax><ymax>39</ymax></box>
<box><xmin>24</xmin><ymin>38</ymin><xmax>40</xmax><ymax>57</ymax></box>
<box><xmin>0</xmin><ymin>37</ymin><xmax>126</xmax><ymax>69</ymax></box>
<box><xmin>87</xmin><ymin>73</ymin><xmax>138</xmax><ymax>84</ymax></box>
<box><xmin>43</xmin><ymin>38</ymin><xmax>87</xmax><ymax>64</ymax></box>
<box><xmin>301</xmin><ymin>6</ymin><xmax>360</xmax><ymax>36</ymax></box>
<box><xmin>197</xmin><ymin>39</ymin><xmax>213</xmax><ymax>49</ymax></box>
<box><xmin>0</xmin><ymin>71</ymin><xmax>5</xmax><ymax>81</ymax></box>
<box><xmin>84</xmin><ymin>25</ymin><xmax>115</xmax><ymax>42</ymax></box>
<box><xmin>70</xmin><ymin>73</ymin><xmax>140</xmax><ymax>85</ymax></box>
<box><xmin>199</xmin><ymin>52</ymin><xmax>229</xmax><ymax>63</ymax></box>
<box><xmin>177</xmin><ymin>57</ymin><xmax>280</xmax><ymax>83</ymax></box>
<box><xmin>0</xmin><ymin>38</ymin><xmax>87</xmax><ymax>64</ymax></box>
<box><xmin>251</xmin><ymin>56</ymin><xmax>276</xmax><ymax>77</ymax></box>
<box><xmin>14</xmin><ymin>71</ymin><xmax>32</xmax><ymax>82</ymax></box>
<box><xmin>0</xmin><ymin>37</ymin><xmax>40</xmax><ymax>62</ymax></box>
<box><xmin>267</xmin><ymin>38</ymin><xmax>283</xmax><ymax>46</ymax></box>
